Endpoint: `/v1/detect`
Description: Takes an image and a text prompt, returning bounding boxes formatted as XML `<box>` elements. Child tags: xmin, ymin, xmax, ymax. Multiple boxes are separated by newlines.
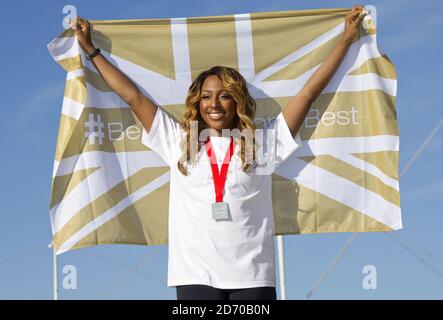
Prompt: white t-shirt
<box><xmin>141</xmin><ymin>107</ymin><xmax>301</xmax><ymax>289</ymax></box>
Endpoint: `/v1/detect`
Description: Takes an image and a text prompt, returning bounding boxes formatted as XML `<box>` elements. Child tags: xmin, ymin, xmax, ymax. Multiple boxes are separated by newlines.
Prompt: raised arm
<box><xmin>73</xmin><ymin>17</ymin><xmax>158</xmax><ymax>131</ymax></box>
<box><xmin>282</xmin><ymin>5</ymin><xmax>367</xmax><ymax>137</ymax></box>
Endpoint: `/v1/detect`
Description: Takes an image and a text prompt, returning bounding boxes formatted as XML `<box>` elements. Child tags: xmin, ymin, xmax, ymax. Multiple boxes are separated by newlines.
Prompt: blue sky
<box><xmin>1</xmin><ymin>0</ymin><xmax>442</xmax><ymax>300</ymax></box>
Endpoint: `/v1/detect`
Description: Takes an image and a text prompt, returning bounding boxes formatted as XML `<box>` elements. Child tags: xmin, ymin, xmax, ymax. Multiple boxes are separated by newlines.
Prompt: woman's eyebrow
<box><xmin>202</xmin><ymin>89</ymin><xmax>227</xmax><ymax>93</ymax></box>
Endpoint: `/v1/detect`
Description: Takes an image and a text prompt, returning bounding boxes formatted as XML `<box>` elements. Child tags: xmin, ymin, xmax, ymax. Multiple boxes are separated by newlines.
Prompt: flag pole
<box><xmin>276</xmin><ymin>235</ymin><xmax>286</xmax><ymax>300</ymax></box>
<box><xmin>48</xmin><ymin>242</ymin><xmax>59</xmax><ymax>300</ymax></box>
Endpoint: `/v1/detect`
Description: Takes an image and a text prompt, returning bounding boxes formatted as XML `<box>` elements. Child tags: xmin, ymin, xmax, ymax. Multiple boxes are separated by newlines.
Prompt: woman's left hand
<box><xmin>341</xmin><ymin>5</ymin><xmax>367</xmax><ymax>44</ymax></box>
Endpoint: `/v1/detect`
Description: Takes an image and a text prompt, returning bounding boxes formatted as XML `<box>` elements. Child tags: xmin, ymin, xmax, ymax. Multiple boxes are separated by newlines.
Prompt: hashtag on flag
<box><xmin>84</xmin><ymin>113</ymin><xmax>105</xmax><ymax>145</ymax></box>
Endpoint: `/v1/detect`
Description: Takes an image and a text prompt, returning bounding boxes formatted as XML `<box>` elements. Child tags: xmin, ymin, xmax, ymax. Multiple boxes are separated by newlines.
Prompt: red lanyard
<box><xmin>205</xmin><ymin>137</ymin><xmax>235</xmax><ymax>202</ymax></box>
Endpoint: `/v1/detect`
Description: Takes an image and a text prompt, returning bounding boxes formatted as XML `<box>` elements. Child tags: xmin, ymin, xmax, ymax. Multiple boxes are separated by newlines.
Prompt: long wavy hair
<box><xmin>177</xmin><ymin>66</ymin><xmax>257</xmax><ymax>175</ymax></box>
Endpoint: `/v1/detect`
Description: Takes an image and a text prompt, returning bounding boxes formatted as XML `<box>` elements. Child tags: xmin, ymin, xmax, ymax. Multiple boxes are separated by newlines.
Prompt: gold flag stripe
<box><xmin>65</xmin><ymin>181</ymin><xmax>170</xmax><ymax>252</ymax></box>
<box><xmin>57</xmin><ymin>55</ymin><xmax>82</xmax><ymax>72</ymax></box>
<box><xmin>264</xmin><ymin>33</ymin><xmax>342</xmax><ymax>81</ymax></box>
<box><xmin>352</xmin><ymin>151</ymin><xmax>399</xmax><ymax>180</ymax></box>
<box><xmin>301</xmin><ymin>89</ymin><xmax>397</xmax><ymax>140</ymax></box>
<box><xmin>53</xmin><ymin>166</ymin><xmax>169</xmax><ymax>250</ymax></box>
<box><xmin>272</xmin><ymin>176</ymin><xmax>392</xmax><ymax>234</ymax></box>
<box><xmin>89</xmin><ymin>20</ymin><xmax>175</xmax><ymax>79</ymax></box>
<box><xmin>55</xmin><ymin>114</ymin><xmax>79</xmax><ymax>162</ymax></box>
<box><xmin>187</xmin><ymin>17</ymin><xmax>239</xmax><ymax>81</ymax></box>
<box><xmin>299</xmin><ymin>154</ymin><xmax>400</xmax><ymax>206</ymax></box>
<box><xmin>263</xmin><ymin>24</ymin><xmax>379</xmax><ymax>82</ymax></box>
<box><xmin>50</xmin><ymin>167</ymin><xmax>101</xmax><ymax>209</ymax></box>
<box><xmin>85</xmin><ymin>67</ymin><xmax>112</xmax><ymax>92</ymax></box>
<box><xmin>251</xmin><ymin>10</ymin><xmax>345</xmax><ymax>75</ymax></box>
<box><xmin>254</xmin><ymin>89</ymin><xmax>397</xmax><ymax>140</ymax></box>
<box><xmin>251</xmin><ymin>8</ymin><xmax>348</xmax><ymax>19</ymax></box>
<box><xmin>348</xmin><ymin>56</ymin><xmax>396</xmax><ymax>79</ymax></box>
<box><xmin>64</xmin><ymin>77</ymin><xmax>87</xmax><ymax>104</ymax></box>
<box><xmin>57</xmin><ymin>29</ymin><xmax>75</xmax><ymax>38</ymax></box>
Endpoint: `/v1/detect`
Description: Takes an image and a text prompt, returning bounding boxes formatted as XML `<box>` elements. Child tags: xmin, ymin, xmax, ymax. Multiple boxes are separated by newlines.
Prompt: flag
<box><xmin>48</xmin><ymin>6</ymin><xmax>402</xmax><ymax>255</ymax></box>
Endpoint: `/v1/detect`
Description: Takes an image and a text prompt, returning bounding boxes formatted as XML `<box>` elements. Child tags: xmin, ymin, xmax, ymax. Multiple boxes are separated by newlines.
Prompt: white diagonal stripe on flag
<box><xmin>51</xmin><ymin>151</ymin><xmax>168</xmax><ymax>234</ymax></box>
<box><xmin>276</xmin><ymin>157</ymin><xmax>402</xmax><ymax>230</ymax></box>
<box><xmin>56</xmin><ymin>171</ymin><xmax>170</xmax><ymax>254</ymax></box>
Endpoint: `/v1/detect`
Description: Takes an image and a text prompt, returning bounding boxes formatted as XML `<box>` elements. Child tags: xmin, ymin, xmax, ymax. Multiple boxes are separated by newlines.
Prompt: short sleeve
<box><xmin>141</xmin><ymin>107</ymin><xmax>184</xmax><ymax>167</ymax></box>
<box><xmin>258</xmin><ymin>112</ymin><xmax>302</xmax><ymax>174</ymax></box>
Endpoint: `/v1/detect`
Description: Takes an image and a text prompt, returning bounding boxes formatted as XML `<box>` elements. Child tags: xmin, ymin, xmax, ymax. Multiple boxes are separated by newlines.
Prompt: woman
<box><xmin>73</xmin><ymin>6</ymin><xmax>366</xmax><ymax>300</ymax></box>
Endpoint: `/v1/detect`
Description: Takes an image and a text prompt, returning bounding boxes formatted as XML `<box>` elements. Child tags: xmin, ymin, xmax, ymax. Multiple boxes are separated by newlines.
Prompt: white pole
<box><xmin>48</xmin><ymin>242</ymin><xmax>59</xmax><ymax>300</ymax></box>
<box><xmin>276</xmin><ymin>235</ymin><xmax>286</xmax><ymax>300</ymax></box>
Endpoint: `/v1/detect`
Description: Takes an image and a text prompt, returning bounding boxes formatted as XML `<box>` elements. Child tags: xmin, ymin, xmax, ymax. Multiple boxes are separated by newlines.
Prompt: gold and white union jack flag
<box><xmin>47</xmin><ymin>6</ymin><xmax>402</xmax><ymax>255</ymax></box>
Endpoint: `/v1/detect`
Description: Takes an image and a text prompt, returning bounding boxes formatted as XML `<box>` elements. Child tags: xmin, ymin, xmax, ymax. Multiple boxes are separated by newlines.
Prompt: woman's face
<box><xmin>199</xmin><ymin>75</ymin><xmax>237</xmax><ymax>134</ymax></box>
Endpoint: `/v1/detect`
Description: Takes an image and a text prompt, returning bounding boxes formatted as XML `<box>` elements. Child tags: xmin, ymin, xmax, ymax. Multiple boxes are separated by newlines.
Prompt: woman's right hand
<box><xmin>71</xmin><ymin>16</ymin><xmax>95</xmax><ymax>53</ymax></box>
<box><xmin>69</xmin><ymin>15</ymin><xmax>158</xmax><ymax>132</ymax></box>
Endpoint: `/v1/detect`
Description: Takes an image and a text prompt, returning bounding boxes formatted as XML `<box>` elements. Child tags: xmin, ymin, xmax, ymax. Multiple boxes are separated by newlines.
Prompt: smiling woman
<box><xmin>71</xmin><ymin>5</ymin><xmax>367</xmax><ymax>301</ymax></box>
<box><xmin>178</xmin><ymin>66</ymin><xmax>257</xmax><ymax>175</ymax></box>
<box><xmin>200</xmin><ymin>77</ymin><xmax>237</xmax><ymax>129</ymax></box>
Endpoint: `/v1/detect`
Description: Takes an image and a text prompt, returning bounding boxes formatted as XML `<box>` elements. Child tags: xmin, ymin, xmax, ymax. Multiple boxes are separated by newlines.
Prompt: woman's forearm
<box><xmin>282</xmin><ymin>37</ymin><xmax>352</xmax><ymax>137</ymax></box>
<box><xmin>84</xmin><ymin>44</ymin><xmax>140</xmax><ymax>105</ymax></box>
<box><xmin>301</xmin><ymin>37</ymin><xmax>352</xmax><ymax>101</ymax></box>
<box><xmin>74</xmin><ymin>17</ymin><xmax>158</xmax><ymax>131</ymax></box>
<box><xmin>281</xmin><ymin>6</ymin><xmax>366</xmax><ymax>137</ymax></box>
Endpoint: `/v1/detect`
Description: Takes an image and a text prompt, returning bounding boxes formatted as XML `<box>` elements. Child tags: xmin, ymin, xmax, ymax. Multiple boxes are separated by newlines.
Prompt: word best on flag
<box><xmin>47</xmin><ymin>6</ymin><xmax>402</xmax><ymax>255</ymax></box>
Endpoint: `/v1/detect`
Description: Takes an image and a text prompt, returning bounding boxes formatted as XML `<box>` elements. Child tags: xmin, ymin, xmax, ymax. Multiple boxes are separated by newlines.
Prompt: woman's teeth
<box><xmin>208</xmin><ymin>112</ymin><xmax>224</xmax><ymax>120</ymax></box>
